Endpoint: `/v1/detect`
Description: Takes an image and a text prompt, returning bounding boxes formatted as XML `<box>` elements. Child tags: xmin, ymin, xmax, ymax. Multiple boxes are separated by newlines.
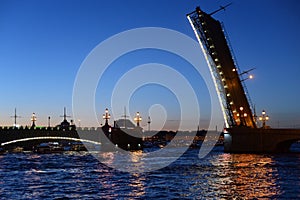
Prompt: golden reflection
<box><xmin>212</xmin><ymin>154</ymin><xmax>281</xmax><ymax>198</ymax></box>
<box><xmin>95</xmin><ymin>151</ymin><xmax>146</xmax><ymax>198</ymax></box>
<box><xmin>128</xmin><ymin>172</ymin><xmax>146</xmax><ymax>198</ymax></box>
<box><xmin>130</xmin><ymin>150</ymin><xmax>143</xmax><ymax>163</ymax></box>
<box><xmin>127</xmin><ymin>150</ymin><xmax>145</xmax><ymax>173</ymax></box>
<box><xmin>98</xmin><ymin>152</ymin><xmax>115</xmax><ymax>166</ymax></box>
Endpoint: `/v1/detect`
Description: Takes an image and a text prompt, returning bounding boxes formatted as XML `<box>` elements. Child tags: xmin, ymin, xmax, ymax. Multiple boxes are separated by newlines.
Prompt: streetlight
<box><xmin>240</xmin><ymin>67</ymin><xmax>255</xmax><ymax>82</ymax></box>
<box><xmin>241</xmin><ymin>74</ymin><xmax>254</xmax><ymax>82</ymax></box>
<box><xmin>259</xmin><ymin>110</ymin><xmax>269</xmax><ymax>129</ymax></box>
<box><xmin>31</xmin><ymin>112</ymin><xmax>37</xmax><ymax>128</ymax></box>
<box><xmin>134</xmin><ymin>112</ymin><xmax>142</xmax><ymax>127</ymax></box>
<box><xmin>102</xmin><ymin>108</ymin><xmax>110</xmax><ymax>126</ymax></box>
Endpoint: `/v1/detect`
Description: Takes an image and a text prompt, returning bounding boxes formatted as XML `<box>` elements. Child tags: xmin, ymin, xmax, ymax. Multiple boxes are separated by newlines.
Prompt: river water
<box><xmin>0</xmin><ymin>146</ymin><xmax>299</xmax><ymax>199</ymax></box>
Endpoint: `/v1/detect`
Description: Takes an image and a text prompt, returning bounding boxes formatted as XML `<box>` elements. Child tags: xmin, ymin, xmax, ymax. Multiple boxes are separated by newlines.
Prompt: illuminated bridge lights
<box><xmin>134</xmin><ymin>112</ymin><xmax>142</xmax><ymax>127</ymax></box>
<box><xmin>187</xmin><ymin>10</ymin><xmax>231</xmax><ymax>128</ymax></box>
<box><xmin>102</xmin><ymin>108</ymin><xmax>111</xmax><ymax>125</ymax></box>
<box><xmin>31</xmin><ymin>112</ymin><xmax>37</xmax><ymax>127</ymax></box>
<box><xmin>187</xmin><ymin>6</ymin><xmax>257</xmax><ymax>128</ymax></box>
<box><xmin>259</xmin><ymin>110</ymin><xmax>269</xmax><ymax>129</ymax></box>
<box><xmin>1</xmin><ymin>136</ymin><xmax>102</xmax><ymax>146</ymax></box>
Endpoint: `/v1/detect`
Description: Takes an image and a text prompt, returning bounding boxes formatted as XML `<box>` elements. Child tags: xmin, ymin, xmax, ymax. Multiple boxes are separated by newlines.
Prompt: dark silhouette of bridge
<box><xmin>187</xmin><ymin>6</ymin><xmax>300</xmax><ymax>152</ymax></box>
<box><xmin>0</xmin><ymin>109</ymin><xmax>143</xmax><ymax>152</ymax></box>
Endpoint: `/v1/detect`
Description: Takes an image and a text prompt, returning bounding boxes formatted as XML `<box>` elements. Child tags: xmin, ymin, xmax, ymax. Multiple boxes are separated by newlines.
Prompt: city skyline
<box><xmin>0</xmin><ymin>0</ymin><xmax>300</xmax><ymax>130</ymax></box>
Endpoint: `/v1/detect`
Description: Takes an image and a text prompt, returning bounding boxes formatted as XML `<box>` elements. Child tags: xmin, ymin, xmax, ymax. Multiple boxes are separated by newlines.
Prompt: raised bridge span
<box><xmin>187</xmin><ymin>6</ymin><xmax>300</xmax><ymax>152</ymax></box>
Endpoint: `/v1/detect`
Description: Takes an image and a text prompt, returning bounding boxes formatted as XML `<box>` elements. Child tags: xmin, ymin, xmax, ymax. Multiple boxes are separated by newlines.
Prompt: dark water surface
<box><xmin>0</xmin><ymin>146</ymin><xmax>300</xmax><ymax>199</ymax></box>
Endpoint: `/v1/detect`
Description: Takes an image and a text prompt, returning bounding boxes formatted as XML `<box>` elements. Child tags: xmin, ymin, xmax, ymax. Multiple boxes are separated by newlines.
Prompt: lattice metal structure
<box><xmin>187</xmin><ymin>7</ymin><xmax>256</xmax><ymax>128</ymax></box>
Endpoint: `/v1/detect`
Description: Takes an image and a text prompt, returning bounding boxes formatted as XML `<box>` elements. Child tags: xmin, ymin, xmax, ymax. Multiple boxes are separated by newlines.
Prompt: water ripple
<box><xmin>0</xmin><ymin>148</ymin><xmax>300</xmax><ymax>199</ymax></box>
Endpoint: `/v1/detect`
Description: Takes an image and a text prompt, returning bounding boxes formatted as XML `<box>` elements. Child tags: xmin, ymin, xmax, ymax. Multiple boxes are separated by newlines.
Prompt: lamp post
<box><xmin>31</xmin><ymin>112</ymin><xmax>36</xmax><ymax>128</ymax></box>
<box><xmin>241</xmin><ymin>74</ymin><xmax>254</xmax><ymax>82</ymax></box>
<box><xmin>102</xmin><ymin>108</ymin><xmax>110</xmax><ymax>126</ymax></box>
<box><xmin>134</xmin><ymin>112</ymin><xmax>142</xmax><ymax>127</ymax></box>
<box><xmin>259</xmin><ymin>110</ymin><xmax>269</xmax><ymax>129</ymax></box>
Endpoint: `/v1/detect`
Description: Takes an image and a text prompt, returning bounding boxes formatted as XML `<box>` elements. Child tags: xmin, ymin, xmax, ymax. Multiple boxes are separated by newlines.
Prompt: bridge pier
<box><xmin>224</xmin><ymin>127</ymin><xmax>300</xmax><ymax>153</ymax></box>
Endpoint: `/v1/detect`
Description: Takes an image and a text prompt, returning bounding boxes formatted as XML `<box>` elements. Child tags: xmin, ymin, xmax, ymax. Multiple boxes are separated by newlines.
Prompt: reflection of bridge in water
<box><xmin>187</xmin><ymin>6</ymin><xmax>300</xmax><ymax>152</ymax></box>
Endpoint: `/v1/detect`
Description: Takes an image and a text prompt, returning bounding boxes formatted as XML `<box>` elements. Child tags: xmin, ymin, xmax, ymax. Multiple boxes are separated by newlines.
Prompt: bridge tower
<box><xmin>187</xmin><ymin>6</ymin><xmax>256</xmax><ymax>128</ymax></box>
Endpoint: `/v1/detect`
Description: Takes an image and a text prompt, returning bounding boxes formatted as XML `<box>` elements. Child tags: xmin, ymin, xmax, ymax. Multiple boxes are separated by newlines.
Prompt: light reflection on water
<box><xmin>0</xmin><ymin>147</ymin><xmax>300</xmax><ymax>199</ymax></box>
<box><xmin>207</xmin><ymin>154</ymin><xmax>280</xmax><ymax>198</ymax></box>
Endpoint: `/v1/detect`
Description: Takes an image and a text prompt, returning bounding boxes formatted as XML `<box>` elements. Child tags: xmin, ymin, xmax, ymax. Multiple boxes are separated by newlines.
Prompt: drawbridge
<box><xmin>187</xmin><ymin>6</ymin><xmax>300</xmax><ymax>152</ymax></box>
<box><xmin>187</xmin><ymin>6</ymin><xmax>256</xmax><ymax>129</ymax></box>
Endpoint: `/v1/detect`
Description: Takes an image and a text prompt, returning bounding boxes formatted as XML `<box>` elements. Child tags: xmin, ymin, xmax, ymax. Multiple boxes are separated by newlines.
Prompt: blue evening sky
<box><xmin>0</xmin><ymin>0</ymin><xmax>300</xmax><ymax>129</ymax></box>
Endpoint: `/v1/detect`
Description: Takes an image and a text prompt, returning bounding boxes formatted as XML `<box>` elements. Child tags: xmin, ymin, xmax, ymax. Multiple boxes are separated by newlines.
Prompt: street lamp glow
<box><xmin>31</xmin><ymin>112</ymin><xmax>37</xmax><ymax>128</ymax></box>
<box><xmin>134</xmin><ymin>112</ymin><xmax>142</xmax><ymax>127</ymax></box>
<box><xmin>102</xmin><ymin>108</ymin><xmax>111</xmax><ymax>125</ymax></box>
<box><xmin>259</xmin><ymin>110</ymin><xmax>269</xmax><ymax>129</ymax></box>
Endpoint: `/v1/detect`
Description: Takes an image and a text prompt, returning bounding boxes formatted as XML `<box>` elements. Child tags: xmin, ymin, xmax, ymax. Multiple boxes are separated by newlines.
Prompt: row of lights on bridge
<box><xmin>16</xmin><ymin>108</ymin><xmax>270</xmax><ymax>129</ymax></box>
<box><xmin>199</xmin><ymin>14</ymin><xmax>254</xmax><ymax>127</ymax></box>
<box><xmin>195</xmin><ymin>9</ymin><xmax>267</xmax><ymax>129</ymax></box>
<box><xmin>11</xmin><ymin>109</ymin><xmax>144</xmax><ymax>128</ymax></box>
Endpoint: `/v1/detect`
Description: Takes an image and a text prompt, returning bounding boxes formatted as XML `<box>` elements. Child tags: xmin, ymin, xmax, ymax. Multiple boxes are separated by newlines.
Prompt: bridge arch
<box><xmin>1</xmin><ymin>136</ymin><xmax>101</xmax><ymax>146</ymax></box>
<box><xmin>276</xmin><ymin>139</ymin><xmax>300</xmax><ymax>152</ymax></box>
